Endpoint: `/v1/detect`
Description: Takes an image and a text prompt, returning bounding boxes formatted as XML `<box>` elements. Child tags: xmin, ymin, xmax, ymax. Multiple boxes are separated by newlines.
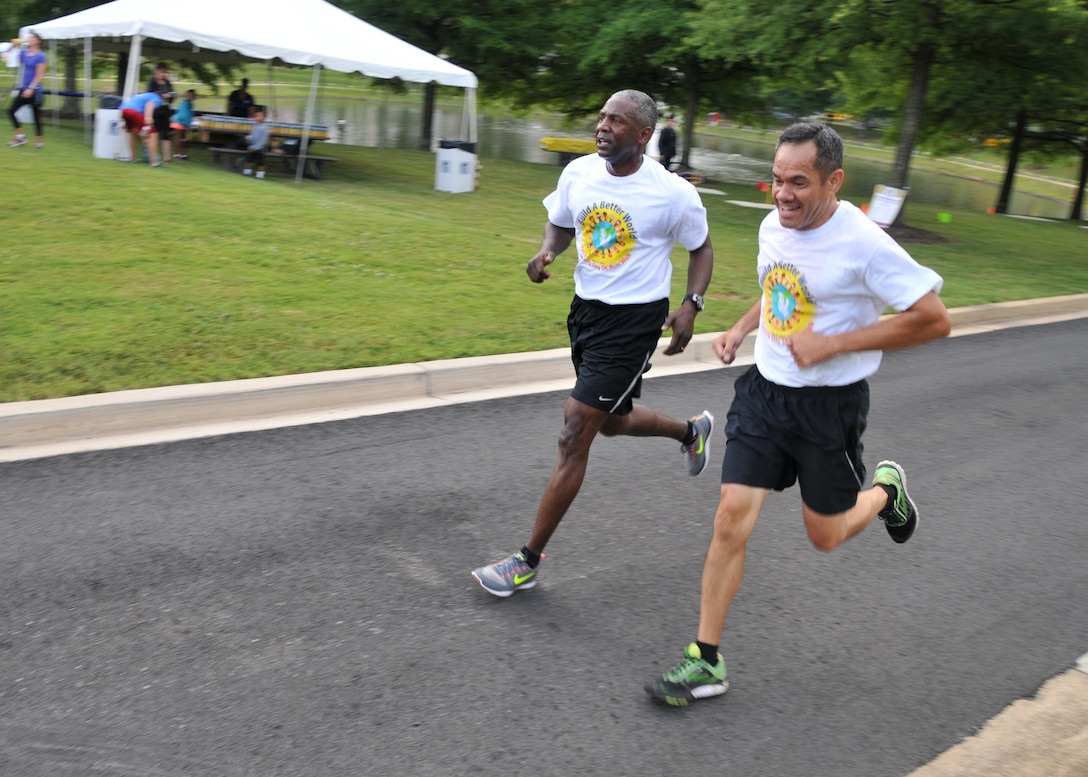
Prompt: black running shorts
<box><xmin>720</xmin><ymin>366</ymin><xmax>870</xmax><ymax>515</ymax></box>
<box><xmin>567</xmin><ymin>295</ymin><xmax>669</xmax><ymax>416</ymax></box>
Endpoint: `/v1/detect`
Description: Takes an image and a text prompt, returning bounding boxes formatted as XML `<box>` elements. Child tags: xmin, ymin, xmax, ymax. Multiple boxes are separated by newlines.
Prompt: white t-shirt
<box><xmin>754</xmin><ymin>200</ymin><xmax>943</xmax><ymax>387</ymax></box>
<box><xmin>543</xmin><ymin>153</ymin><xmax>709</xmax><ymax>305</ymax></box>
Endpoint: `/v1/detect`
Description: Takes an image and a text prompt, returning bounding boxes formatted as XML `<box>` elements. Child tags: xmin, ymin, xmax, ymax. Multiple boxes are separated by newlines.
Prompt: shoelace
<box><xmin>664</xmin><ymin>656</ymin><xmax>706</xmax><ymax>682</ymax></box>
<box><xmin>495</xmin><ymin>555</ymin><xmax>527</xmax><ymax>580</ymax></box>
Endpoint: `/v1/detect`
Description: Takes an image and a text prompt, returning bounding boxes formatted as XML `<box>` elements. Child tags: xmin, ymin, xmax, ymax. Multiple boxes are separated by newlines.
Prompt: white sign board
<box><xmin>867</xmin><ymin>185</ymin><xmax>908</xmax><ymax>227</ymax></box>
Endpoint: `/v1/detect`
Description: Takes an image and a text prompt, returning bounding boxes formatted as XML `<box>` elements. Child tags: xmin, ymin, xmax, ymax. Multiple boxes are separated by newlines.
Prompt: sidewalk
<box><xmin>2</xmin><ymin>294</ymin><xmax>1086</xmax><ymax>464</ymax></box>
<box><xmin>908</xmin><ymin>658</ymin><xmax>1088</xmax><ymax>777</ymax></box>
<box><xmin>1</xmin><ymin>294</ymin><xmax>1086</xmax><ymax>775</ymax></box>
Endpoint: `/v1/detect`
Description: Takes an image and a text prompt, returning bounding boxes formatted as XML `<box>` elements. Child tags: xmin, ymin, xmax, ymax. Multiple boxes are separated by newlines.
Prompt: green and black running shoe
<box><xmin>873</xmin><ymin>459</ymin><xmax>918</xmax><ymax>544</ymax></box>
<box><xmin>646</xmin><ymin>642</ymin><xmax>728</xmax><ymax>707</ymax></box>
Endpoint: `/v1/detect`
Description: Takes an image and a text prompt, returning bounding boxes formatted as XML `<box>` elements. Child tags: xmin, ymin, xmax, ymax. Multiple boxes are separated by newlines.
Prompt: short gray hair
<box><xmin>777</xmin><ymin>122</ymin><xmax>843</xmax><ymax>181</ymax></box>
<box><xmin>612</xmin><ymin>90</ymin><xmax>658</xmax><ymax>131</ymax></box>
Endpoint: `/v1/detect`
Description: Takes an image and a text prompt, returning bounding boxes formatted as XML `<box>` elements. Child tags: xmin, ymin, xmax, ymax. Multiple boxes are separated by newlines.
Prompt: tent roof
<box><xmin>21</xmin><ymin>0</ymin><xmax>477</xmax><ymax>89</ymax></box>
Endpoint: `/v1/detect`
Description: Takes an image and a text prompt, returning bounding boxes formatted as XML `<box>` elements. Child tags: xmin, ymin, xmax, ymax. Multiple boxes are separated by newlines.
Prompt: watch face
<box><xmin>691</xmin><ymin>294</ymin><xmax>704</xmax><ymax>310</ymax></box>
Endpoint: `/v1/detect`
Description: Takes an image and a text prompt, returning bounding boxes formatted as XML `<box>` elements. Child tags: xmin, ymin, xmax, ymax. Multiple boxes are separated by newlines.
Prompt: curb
<box><xmin>1</xmin><ymin>294</ymin><xmax>1086</xmax><ymax>461</ymax></box>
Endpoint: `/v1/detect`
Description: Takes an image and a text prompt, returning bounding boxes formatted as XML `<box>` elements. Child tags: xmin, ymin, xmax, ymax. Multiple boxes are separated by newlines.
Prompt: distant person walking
<box><xmin>658</xmin><ymin>115</ymin><xmax>677</xmax><ymax>171</ymax></box>
<box><xmin>471</xmin><ymin>89</ymin><xmax>716</xmax><ymax>598</ymax></box>
<box><xmin>7</xmin><ymin>31</ymin><xmax>46</xmax><ymax>148</ymax></box>
<box><xmin>645</xmin><ymin>122</ymin><xmax>952</xmax><ymax>707</ymax></box>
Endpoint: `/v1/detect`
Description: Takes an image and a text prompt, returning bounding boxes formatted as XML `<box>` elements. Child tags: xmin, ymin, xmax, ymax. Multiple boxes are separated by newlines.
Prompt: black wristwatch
<box><xmin>682</xmin><ymin>293</ymin><xmax>705</xmax><ymax>312</ymax></box>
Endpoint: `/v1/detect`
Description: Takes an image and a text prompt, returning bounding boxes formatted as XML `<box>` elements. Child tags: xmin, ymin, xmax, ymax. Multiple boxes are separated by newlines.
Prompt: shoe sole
<box><xmin>876</xmin><ymin>459</ymin><xmax>919</xmax><ymax>543</ymax></box>
<box><xmin>471</xmin><ymin>571</ymin><xmax>536</xmax><ymax>598</ymax></box>
<box><xmin>645</xmin><ymin>680</ymin><xmax>729</xmax><ymax>707</ymax></box>
<box><xmin>687</xmin><ymin>410</ymin><xmax>715</xmax><ymax>477</ymax></box>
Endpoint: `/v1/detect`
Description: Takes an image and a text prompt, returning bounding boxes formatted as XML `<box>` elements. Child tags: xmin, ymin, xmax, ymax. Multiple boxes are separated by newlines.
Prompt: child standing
<box><xmin>243</xmin><ymin>109</ymin><xmax>269</xmax><ymax>179</ymax></box>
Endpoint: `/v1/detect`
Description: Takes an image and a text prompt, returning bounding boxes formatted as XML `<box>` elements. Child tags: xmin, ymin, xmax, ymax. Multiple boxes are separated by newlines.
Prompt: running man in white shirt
<box><xmin>471</xmin><ymin>90</ymin><xmax>715</xmax><ymax>598</ymax></box>
<box><xmin>646</xmin><ymin>122</ymin><xmax>952</xmax><ymax>706</ymax></box>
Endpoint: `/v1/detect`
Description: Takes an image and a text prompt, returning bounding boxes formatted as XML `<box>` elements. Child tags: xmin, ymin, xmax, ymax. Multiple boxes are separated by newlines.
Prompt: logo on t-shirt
<box><xmin>577</xmin><ymin>202</ymin><xmax>637</xmax><ymax>270</ymax></box>
<box><xmin>761</xmin><ymin>262</ymin><xmax>816</xmax><ymax>341</ymax></box>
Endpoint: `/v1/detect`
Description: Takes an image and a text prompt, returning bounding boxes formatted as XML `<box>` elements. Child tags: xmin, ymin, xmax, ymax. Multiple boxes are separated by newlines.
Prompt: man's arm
<box><xmin>787</xmin><ymin>290</ymin><xmax>952</xmax><ymax>368</ymax></box>
<box><xmin>526</xmin><ymin>222</ymin><xmax>575</xmax><ymax>283</ymax></box>
<box><xmin>662</xmin><ymin>237</ymin><xmax>714</xmax><ymax>355</ymax></box>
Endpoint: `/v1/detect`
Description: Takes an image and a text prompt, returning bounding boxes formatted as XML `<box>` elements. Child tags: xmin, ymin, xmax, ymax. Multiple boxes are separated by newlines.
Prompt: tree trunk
<box><xmin>995</xmin><ymin>108</ymin><xmax>1027</xmax><ymax>215</ymax></box>
<box><xmin>418</xmin><ymin>81</ymin><xmax>436</xmax><ymax>152</ymax></box>
<box><xmin>117</xmin><ymin>53</ymin><xmax>128</xmax><ymax>95</ymax></box>
<box><xmin>63</xmin><ymin>46</ymin><xmax>79</xmax><ymax>118</ymax></box>
<box><xmin>680</xmin><ymin>66</ymin><xmax>701</xmax><ymax>170</ymax></box>
<box><xmin>1071</xmin><ymin>143</ymin><xmax>1087</xmax><ymax>221</ymax></box>
<box><xmin>889</xmin><ymin>44</ymin><xmax>935</xmax><ymax>224</ymax></box>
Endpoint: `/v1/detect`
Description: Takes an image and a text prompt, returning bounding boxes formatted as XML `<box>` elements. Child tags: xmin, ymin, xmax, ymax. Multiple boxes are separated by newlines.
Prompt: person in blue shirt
<box><xmin>170</xmin><ymin>89</ymin><xmax>196</xmax><ymax>159</ymax></box>
<box><xmin>119</xmin><ymin>91</ymin><xmax>165</xmax><ymax>166</ymax></box>
<box><xmin>8</xmin><ymin>32</ymin><xmax>47</xmax><ymax>148</ymax></box>
<box><xmin>168</xmin><ymin>89</ymin><xmax>196</xmax><ymax>158</ymax></box>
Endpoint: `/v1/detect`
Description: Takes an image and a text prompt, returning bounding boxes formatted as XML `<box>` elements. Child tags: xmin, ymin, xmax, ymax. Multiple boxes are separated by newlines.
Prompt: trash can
<box><xmin>435</xmin><ymin>140</ymin><xmax>477</xmax><ymax>193</ymax></box>
<box><xmin>93</xmin><ymin>108</ymin><xmax>131</xmax><ymax>160</ymax></box>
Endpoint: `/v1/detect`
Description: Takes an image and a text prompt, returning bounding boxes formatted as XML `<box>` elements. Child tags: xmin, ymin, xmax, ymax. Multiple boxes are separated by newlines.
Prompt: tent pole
<box><xmin>295</xmin><ymin>63</ymin><xmax>321</xmax><ymax>184</ymax></box>
<box><xmin>464</xmin><ymin>87</ymin><xmax>476</xmax><ymax>144</ymax></box>
<box><xmin>50</xmin><ymin>39</ymin><xmax>58</xmax><ymax>130</ymax></box>
<box><xmin>84</xmin><ymin>36</ymin><xmax>92</xmax><ymax>144</ymax></box>
<box><xmin>376</xmin><ymin>83</ymin><xmax>386</xmax><ymax>170</ymax></box>
<box><xmin>266</xmin><ymin>59</ymin><xmax>275</xmax><ymax>118</ymax></box>
<box><xmin>122</xmin><ymin>35</ymin><xmax>142</xmax><ymax>100</ymax></box>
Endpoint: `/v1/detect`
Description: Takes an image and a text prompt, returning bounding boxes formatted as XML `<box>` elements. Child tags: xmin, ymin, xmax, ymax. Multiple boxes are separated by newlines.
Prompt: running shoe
<box><xmin>646</xmin><ymin>642</ymin><xmax>728</xmax><ymax>706</ymax></box>
<box><xmin>681</xmin><ymin>410</ymin><xmax>714</xmax><ymax>476</ymax></box>
<box><xmin>33</xmin><ymin>142</ymin><xmax>44</xmax><ymax>149</ymax></box>
<box><xmin>471</xmin><ymin>551</ymin><xmax>542</xmax><ymax>597</ymax></box>
<box><xmin>8</xmin><ymin>136</ymin><xmax>27</xmax><ymax>147</ymax></box>
<box><xmin>873</xmin><ymin>460</ymin><xmax>918</xmax><ymax>544</ymax></box>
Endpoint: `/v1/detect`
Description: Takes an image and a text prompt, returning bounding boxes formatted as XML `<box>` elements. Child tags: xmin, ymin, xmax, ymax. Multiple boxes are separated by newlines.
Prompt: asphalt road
<box><xmin>1</xmin><ymin>319</ymin><xmax>1086</xmax><ymax>777</ymax></box>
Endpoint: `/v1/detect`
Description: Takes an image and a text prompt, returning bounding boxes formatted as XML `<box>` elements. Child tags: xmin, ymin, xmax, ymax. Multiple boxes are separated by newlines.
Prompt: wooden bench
<box><xmin>209</xmin><ymin>147</ymin><xmax>340</xmax><ymax>180</ymax></box>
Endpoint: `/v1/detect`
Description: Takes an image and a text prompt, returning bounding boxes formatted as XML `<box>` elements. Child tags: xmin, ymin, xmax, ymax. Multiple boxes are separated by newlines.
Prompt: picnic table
<box><xmin>209</xmin><ymin>146</ymin><xmax>340</xmax><ymax>180</ymax></box>
<box><xmin>193</xmin><ymin>114</ymin><xmax>331</xmax><ymax>146</ymax></box>
<box><xmin>540</xmin><ymin>136</ymin><xmax>597</xmax><ymax>165</ymax></box>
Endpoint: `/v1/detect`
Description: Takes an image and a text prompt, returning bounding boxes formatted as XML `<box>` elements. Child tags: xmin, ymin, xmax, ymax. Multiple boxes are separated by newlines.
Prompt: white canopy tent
<box><xmin>20</xmin><ymin>0</ymin><xmax>478</xmax><ymax>178</ymax></box>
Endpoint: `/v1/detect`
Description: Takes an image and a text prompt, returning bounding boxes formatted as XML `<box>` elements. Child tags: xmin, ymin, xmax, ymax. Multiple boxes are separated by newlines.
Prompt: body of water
<box><xmin>268</xmin><ymin>98</ymin><xmax>1071</xmax><ymax>219</ymax></box>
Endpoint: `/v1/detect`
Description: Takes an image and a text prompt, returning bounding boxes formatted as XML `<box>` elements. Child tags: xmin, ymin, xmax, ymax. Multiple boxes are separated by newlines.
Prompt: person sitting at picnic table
<box><xmin>170</xmin><ymin>89</ymin><xmax>195</xmax><ymax>159</ymax></box>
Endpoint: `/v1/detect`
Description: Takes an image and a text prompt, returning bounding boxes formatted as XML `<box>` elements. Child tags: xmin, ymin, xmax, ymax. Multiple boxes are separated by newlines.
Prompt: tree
<box><xmin>693</xmin><ymin>0</ymin><xmax>1082</xmax><ymax>224</ymax></box>
<box><xmin>918</xmin><ymin>0</ymin><xmax>1088</xmax><ymax>219</ymax></box>
<box><xmin>341</xmin><ymin>0</ymin><xmax>556</xmax><ymax>149</ymax></box>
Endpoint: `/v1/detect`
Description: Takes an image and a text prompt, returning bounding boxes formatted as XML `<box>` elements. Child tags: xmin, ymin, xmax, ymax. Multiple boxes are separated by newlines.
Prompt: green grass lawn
<box><xmin>1</xmin><ymin>120</ymin><xmax>1085</xmax><ymax>403</ymax></box>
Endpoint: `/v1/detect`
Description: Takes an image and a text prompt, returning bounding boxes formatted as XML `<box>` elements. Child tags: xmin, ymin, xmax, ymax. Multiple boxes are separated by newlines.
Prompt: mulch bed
<box><xmin>884</xmin><ymin>224</ymin><xmax>951</xmax><ymax>244</ymax></box>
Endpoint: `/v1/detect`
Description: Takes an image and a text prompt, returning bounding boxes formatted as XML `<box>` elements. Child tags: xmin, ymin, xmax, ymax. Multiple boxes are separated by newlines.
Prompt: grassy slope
<box><xmin>1</xmin><ymin>120</ymin><xmax>1085</xmax><ymax>402</ymax></box>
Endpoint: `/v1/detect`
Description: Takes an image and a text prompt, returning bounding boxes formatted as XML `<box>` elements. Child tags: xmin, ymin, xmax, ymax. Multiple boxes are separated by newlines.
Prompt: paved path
<box><xmin>0</xmin><ymin>308</ymin><xmax>1085</xmax><ymax>776</ymax></box>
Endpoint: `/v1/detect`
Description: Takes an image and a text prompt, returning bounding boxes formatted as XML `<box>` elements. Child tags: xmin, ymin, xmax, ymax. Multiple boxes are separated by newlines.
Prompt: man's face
<box><xmin>771</xmin><ymin>140</ymin><xmax>844</xmax><ymax>231</ymax></box>
<box><xmin>594</xmin><ymin>95</ymin><xmax>650</xmax><ymax>171</ymax></box>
